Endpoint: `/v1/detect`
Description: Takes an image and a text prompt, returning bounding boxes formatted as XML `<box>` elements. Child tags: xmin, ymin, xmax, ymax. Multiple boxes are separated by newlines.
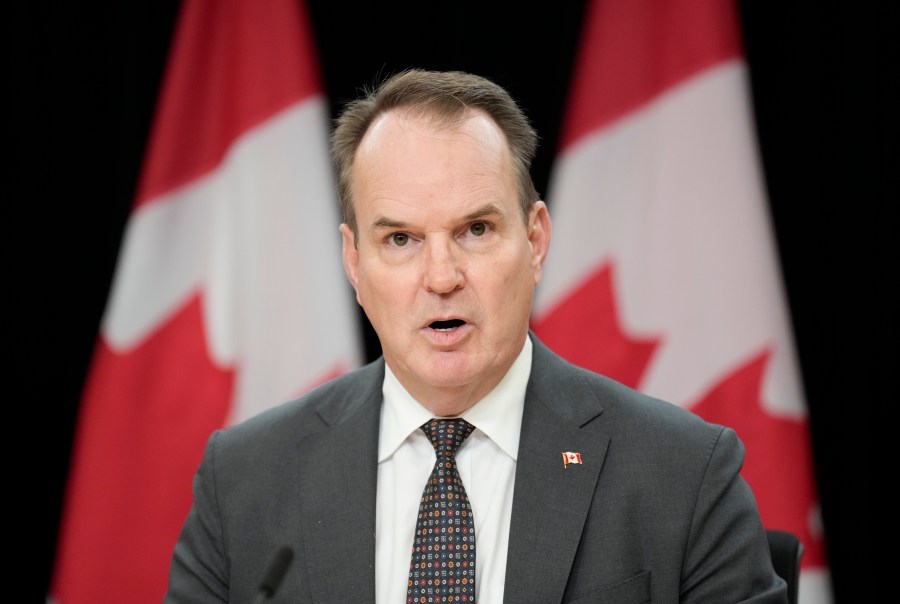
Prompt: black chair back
<box><xmin>766</xmin><ymin>529</ymin><xmax>803</xmax><ymax>604</ymax></box>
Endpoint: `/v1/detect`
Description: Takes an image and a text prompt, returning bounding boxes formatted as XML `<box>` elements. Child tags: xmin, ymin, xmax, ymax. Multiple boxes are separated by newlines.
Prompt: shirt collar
<box><xmin>378</xmin><ymin>335</ymin><xmax>532</xmax><ymax>463</ymax></box>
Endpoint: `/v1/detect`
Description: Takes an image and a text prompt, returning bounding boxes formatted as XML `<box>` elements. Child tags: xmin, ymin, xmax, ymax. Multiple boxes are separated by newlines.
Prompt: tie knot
<box><xmin>421</xmin><ymin>418</ymin><xmax>474</xmax><ymax>458</ymax></box>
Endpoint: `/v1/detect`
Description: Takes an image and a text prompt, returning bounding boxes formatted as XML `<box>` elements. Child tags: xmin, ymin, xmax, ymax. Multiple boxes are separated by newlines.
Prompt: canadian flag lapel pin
<box><xmin>562</xmin><ymin>452</ymin><xmax>583</xmax><ymax>468</ymax></box>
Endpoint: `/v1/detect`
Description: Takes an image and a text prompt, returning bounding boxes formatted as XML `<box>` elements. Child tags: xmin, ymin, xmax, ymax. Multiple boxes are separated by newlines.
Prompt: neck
<box><xmin>384</xmin><ymin>334</ymin><xmax>530</xmax><ymax>417</ymax></box>
<box><xmin>406</xmin><ymin>380</ymin><xmax>497</xmax><ymax>418</ymax></box>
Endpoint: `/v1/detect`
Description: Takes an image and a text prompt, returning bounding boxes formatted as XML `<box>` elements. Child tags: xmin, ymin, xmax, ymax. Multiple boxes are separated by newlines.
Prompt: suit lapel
<box><xmin>503</xmin><ymin>339</ymin><xmax>610</xmax><ymax>604</ymax></box>
<box><xmin>290</xmin><ymin>342</ymin><xmax>609</xmax><ymax>603</ymax></box>
<box><xmin>296</xmin><ymin>362</ymin><xmax>383</xmax><ymax>603</ymax></box>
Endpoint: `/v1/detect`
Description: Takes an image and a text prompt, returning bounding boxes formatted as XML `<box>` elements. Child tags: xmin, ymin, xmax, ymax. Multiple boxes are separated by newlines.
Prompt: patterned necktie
<box><xmin>408</xmin><ymin>418</ymin><xmax>476</xmax><ymax>603</ymax></box>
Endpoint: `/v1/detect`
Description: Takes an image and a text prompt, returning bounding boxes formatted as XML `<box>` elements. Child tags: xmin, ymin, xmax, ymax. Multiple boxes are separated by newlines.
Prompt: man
<box><xmin>166</xmin><ymin>69</ymin><xmax>786</xmax><ymax>603</ymax></box>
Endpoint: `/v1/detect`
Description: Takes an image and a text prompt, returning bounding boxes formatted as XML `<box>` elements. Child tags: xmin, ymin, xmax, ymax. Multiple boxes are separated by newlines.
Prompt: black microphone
<box><xmin>252</xmin><ymin>545</ymin><xmax>294</xmax><ymax>603</ymax></box>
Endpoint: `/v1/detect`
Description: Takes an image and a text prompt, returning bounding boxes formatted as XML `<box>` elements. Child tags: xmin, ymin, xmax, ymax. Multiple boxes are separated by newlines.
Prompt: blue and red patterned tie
<box><xmin>408</xmin><ymin>418</ymin><xmax>476</xmax><ymax>603</ymax></box>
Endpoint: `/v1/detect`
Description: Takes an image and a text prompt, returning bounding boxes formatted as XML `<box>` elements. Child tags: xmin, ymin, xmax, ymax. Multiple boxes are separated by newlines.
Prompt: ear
<box><xmin>339</xmin><ymin>223</ymin><xmax>361</xmax><ymax>297</ymax></box>
<box><xmin>527</xmin><ymin>201</ymin><xmax>552</xmax><ymax>283</ymax></box>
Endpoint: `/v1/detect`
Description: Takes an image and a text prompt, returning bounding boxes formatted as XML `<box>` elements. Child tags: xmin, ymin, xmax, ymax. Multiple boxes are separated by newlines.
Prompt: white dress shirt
<box><xmin>375</xmin><ymin>336</ymin><xmax>532</xmax><ymax>604</ymax></box>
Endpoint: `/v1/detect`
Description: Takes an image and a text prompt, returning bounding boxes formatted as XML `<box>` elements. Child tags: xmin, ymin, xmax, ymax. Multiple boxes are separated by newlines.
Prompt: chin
<box><xmin>421</xmin><ymin>361</ymin><xmax>478</xmax><ymax>389</ymax></box>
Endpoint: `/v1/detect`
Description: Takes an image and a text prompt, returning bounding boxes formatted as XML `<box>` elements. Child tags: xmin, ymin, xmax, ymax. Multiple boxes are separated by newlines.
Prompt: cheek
<box><xmin>483</xmin><ymin>259</ymin><xmax>533</xmax><ymax>306</ymax></box>
<box><xmin>356</xmin><ymin>264</ymin><xmax>413</xmax><ymax>317</ymax></box>
<box><xmin>494</xmin><ymin>248</ymin><xmax>539</xmax><ymax>286</ymax></box>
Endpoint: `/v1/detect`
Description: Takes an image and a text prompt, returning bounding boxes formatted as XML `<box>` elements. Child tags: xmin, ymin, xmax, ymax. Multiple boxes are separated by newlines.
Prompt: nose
<box><xmin>422</xmin><ymin>237</ymin><xmax>464</xmax><ymax>294</ymax></box>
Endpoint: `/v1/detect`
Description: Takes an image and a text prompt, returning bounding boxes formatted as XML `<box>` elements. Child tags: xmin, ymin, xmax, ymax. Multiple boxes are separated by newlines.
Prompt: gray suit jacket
<box><xmin>166</xmin><ymin>336</ymin><xmax>786</xmax><ymax>603</ymax></box>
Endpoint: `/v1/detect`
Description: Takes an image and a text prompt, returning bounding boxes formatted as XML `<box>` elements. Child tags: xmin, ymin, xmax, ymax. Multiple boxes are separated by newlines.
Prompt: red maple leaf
<box><xmin>690</xmin><ymin>352</ymin><xmax>826</xmax><ymax>569</ymax></box>
<box><xmin>531</xmin><ymin>262</ymin><xmax>659</xmax><ymax>389</ymax></box>
<box><xmin>532</xmin><ymin>261</ymin><xmax>825</xmax><ymax>570</ymax></box>
<box><xmin>55</xmin><ymin>294</ymin><xmax>234</xmax><ymax>600</ymax></box>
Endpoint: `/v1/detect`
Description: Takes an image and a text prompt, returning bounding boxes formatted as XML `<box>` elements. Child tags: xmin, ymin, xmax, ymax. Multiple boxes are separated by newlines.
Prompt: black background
<box><xmin>10</xmin><ymin>1</ymin><xmax>892</xmax><ymax>601</ymax></box>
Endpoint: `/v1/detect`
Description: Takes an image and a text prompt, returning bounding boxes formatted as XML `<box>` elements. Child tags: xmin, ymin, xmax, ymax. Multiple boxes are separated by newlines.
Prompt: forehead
<box><xmin>359</xmin><ymin>107</ymin><xmax>506</xmax><ymax>154</ymax></box>
<box><xmin>352</xmin><ymin>108</ymin><xmax>517</xmax><ymax>224</ymax></box>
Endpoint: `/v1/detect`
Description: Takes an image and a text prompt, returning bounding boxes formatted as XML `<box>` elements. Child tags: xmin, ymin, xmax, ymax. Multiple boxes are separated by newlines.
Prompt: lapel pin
<box><xmin>562</xmin><ymin>452</ymin><xmax>583</xmax><ymax>468</ymax></box>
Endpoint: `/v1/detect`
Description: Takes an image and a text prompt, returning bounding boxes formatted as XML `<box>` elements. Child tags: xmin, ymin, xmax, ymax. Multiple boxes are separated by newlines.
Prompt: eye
<box><xmin>389</xmin><ymin>232</ymin><xmax>410</xmax><ymax>247</ymax></box>
<box><xmin>469</xmin><ymin>222</ymin><xmax>488</xmax><ymax>237</ymax></box>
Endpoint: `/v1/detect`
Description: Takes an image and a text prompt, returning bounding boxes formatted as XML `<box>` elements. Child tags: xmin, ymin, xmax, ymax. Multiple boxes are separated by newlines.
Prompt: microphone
<box><xmin>252</xmin><ymin>545</ymin><xmax>294</xmax><ymax>603</ymax></box>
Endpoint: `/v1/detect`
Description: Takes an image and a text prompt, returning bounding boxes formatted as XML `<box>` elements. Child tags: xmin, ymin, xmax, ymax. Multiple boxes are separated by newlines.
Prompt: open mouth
<box><xmin>429</xmin><ymin>319</ymin><xmax>465</xmax><ymax>331</ymax></box>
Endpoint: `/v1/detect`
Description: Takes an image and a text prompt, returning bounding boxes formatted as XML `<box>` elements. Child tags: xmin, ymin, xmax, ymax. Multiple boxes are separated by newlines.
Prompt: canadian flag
<box><xmin>50</xmin><ymin>0</ymin><xmax>360</xmax><ymax>601</ymax></box>
<box><xmin>531</xmin><ymin>1</ymin><xmax>831</xmax><ymax>602</ymax></box>
<box><xmin>562</xmin><ymin>452</ymin><xmax>583</xmax><ymax>468</ymax></box>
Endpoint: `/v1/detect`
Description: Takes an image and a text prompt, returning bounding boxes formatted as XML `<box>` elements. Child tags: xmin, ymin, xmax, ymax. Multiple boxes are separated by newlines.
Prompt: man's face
<box><xmin>340</xmin><ymin>109</ymin><xmax>551</xmax><ymax>415</ymax></box>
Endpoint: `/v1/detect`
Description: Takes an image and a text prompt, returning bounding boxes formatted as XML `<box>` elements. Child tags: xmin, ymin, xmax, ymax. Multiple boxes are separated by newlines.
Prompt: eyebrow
<box><xmin>463</xmin><ymin>203</ymin><xmax>504</xmax><ymax>221</ymax></box>
<box><xmin>369</xmin><ymin>203</ymin><xmax>505</xmax><ymax>232</ymax></box>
